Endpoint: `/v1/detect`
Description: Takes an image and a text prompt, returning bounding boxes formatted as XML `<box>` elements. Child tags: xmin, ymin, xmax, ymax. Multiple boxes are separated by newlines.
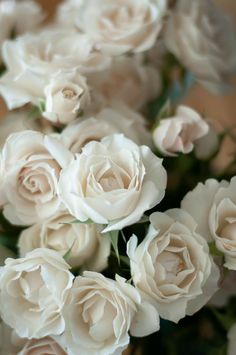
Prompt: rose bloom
<box><xmin>87</xmin><ymin>55</ymin><xmax>161</xmax><ymax>111</ymax></box>
<box><xmin>164</xmin><ymin>0</ymin><xmax>236</xmax><ymax>93</ymax></box>
<box><xmin>0</xmin><ymin>0</ymin><xmax>44</xmax><ymax>63</ymax></box>
<box><xmin>63</xmin><ymin>272</ymin><xmax>159</xmax><ymax>355</ymax></box>
<box><xmin>182</xmin><ymin>177</ymin><xmax>236</xmax><ymax>270</ymax></box>
<box><xmin>0</xmin><ymin>130</ymin><xmax>73</xmax><ymax>226</ymax></box>
<box><xmin>18</xmin><ymin>337</ymin><xmax>67</xmax><ymax>355</ymax></box>
<box><xmin>56</xmin><ymin>0</ymin><xmax>83</xmax><ymax>28</ymax></box>
<box><xmin>127</xmin><ymin>209</ymin><xmax>220</xmax><ymax>323</ymax></box>
<box><xmin>0</xmin><ymin>30</ymin><xmax>111</xmax><ymax>110</ymax></box>
<box><xmin>18</xmin><ymin>212</ymin><xmax>111</xmax><ymax>270</ymax></box>
<box><xmin>61</xmin><ymin>105</ymin><xmax>152</xmax><ymax>154</ymax></box>
<box><xmin>59</xmin><ymin>134</ymin><xmax>167</xmax><ymax>232</ymax></box>
<box><xmin>76</xmin><ymin>0</ymin><xmax>167</xmax><ymax>55</ymax></box>
<box><xmin>152</xmin><ymin>105</ymin><xmax>209</xmax><ymax>156</ymax></box>
<box><xmin>0</xmin><ymin>248</ymin><xmax>74</xmax><ymax>339</ymax></box>
<box><xmin>43</xmin><ymin>73</ymin><xmax>91</xmax><ymax>125</ymax></box>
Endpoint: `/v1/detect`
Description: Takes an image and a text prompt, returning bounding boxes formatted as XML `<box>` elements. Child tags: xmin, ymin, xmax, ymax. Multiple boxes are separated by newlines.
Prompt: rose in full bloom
<box><xmin>59</xmin><ymin>134</ymin><xmax>167</xmax><ymax>232</ymax></box>
<box><xmin>0</xmin><ymin>0</ymin><xmax>44</xmax><ymax>63</ymax></box>
<box><xmin>64</xmin><ymin>272</ymin><xmax>159</xmax><ymax>355</ymax></box>
<box><xmin>87</xmin><ymin>55</ymin><xmax>161</xmax><ymax>111</ymax></box>
<box><xmin>0</xmin><ymin>130</ymin><xmax>73</xmax><ymax>225</ymax></box>
<box><xmin>43</xmin><ymin>73</ymin><xmax>91</xmax><ymax>125</ymax></box>
<box><xmin>228</xmin><ymin>323</ymin><xmax>236</xmax><ymax>355</ymax></box>
<box><xmin>76</xmin><ymin>0</ymin><xmax>167</xmax><ymax>55</ymax></box>
<box><xmin>0</xmin><ymin>248</ymin><xmax>74</xmax><ymax>339</ymax></box>
<box><xmin>0</xmin><ymin>30</ymin><xmax>111</xmax><ymax>110</ymax></box>
<box><xmin>18</xmin><ymin>212</ymin><xmax>111</xmax><ymax>270</ymax></box>
<box><xmin>164</xmin><ymin>0</ymin><xmax>236</xmax><ymax>93</ymax></box>
<box><xmin>127</xmin><ymin>209</ymin><xmax>220</xmax><ymax>322</ymax></box>
<box><xmin>152</xmin><ymin>105</ymin><xmax>209</xmax><ymax>156</ymax></box>
<box><xmin>61</xmin><ymin>105</ymin><xmax>151</xmax><ymax>154</ymax></box>
<box><xmin>182</xmin><ymin>177</ymin><xmax>236</xmax><ymax>270</ymax></box>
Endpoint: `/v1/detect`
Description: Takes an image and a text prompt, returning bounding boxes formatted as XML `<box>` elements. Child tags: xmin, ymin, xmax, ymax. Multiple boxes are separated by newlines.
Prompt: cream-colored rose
<box><xmin>228</xmin><ymin>323</ymin><xmax>236</xmax><ymax>355</ymax></box>
<box><xmin>127</xmin><ymin>209</ymin><xmax>220</xmax><ymax>323</ymax></box>
<box><xmin>64</xmin><ymin>272</ymin><xmax>159</xmax><ymax>355</ymax></box>
<box><xmin>43</xmin><ymin>73</ymin><xmax>90</xmax><ymax>125</ymax></box>
<box><xmin>182</xmin><ymin>177</ymin><xmax>236</xmax><ymax>270</ymax></box>
<box><xmin>18</xmin><ymin>212</ymin><xmax>111</xmax><ymax>270</ymax></box>
<box><xmin>18</xmin><ymin>337</ymin><xmax>67</xmax><ymax>355</ymax></box>
<box><xmin>59</xmin><ymin>134</ymin><xmax>167</xmax><ymax>232</ymax></box>
<box><xmin>152</xmin><ymin>105</ymin><xmax>209</xmax><ymax>156</ymax></box>
<box><xmin>76</xmin><ymin>0</ymin><xmax>167</xmax><ymax>55</ymax></box>
<box><xmin>0</xmin><ymin>0</ymin><xmax>44</xmax><ymax>63</ymax></box>
<box><xmin>61</xmin><ymin>105</ymin><xmax>151</xmax><ymax>153</ymax></box>
<box><xmin>0</xmin><ymin>248</ymin><xmax>74</xmax><ymax>339</ymax></box>
<box><xmin>87</xmin><ymin>55</ymin><xmax>161</xmax><ymax>111</ymax></box>
<box><xmin>164</xmin><ymin>0</ymin><xmax>236</xmax><ymax>93</ymax></box>
<box><xmin>0</xmin><ymin>130</ymin><xmax>73</xmax><ymax>226</ymax></box>
<box><xmin>0</xmin><ymin>30</ymin><xmax>111</xmax><ymax>110</ymax></box>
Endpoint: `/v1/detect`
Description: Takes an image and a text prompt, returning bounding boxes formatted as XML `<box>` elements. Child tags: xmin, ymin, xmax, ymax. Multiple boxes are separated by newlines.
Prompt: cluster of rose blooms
<box><xmin>0</xmin><ymin>0</ymin><xmax>236</xmax><ymax>354</ymax></box>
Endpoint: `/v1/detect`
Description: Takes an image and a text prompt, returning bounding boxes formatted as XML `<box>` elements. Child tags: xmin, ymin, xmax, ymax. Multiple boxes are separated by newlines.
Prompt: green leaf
<box><xmin>209</xmin><ymin>242</ymin><xmax>224</xmax><ymax>257</ymax></box>
<box><xmin>38</xmin><ymin>99</ymin><xmax>46</xmax><ymax>113</ymax></box>
<box><xmin>27</xmin><ymin>106</ymin><xmax>41</xmax><ymax>119</ymax></box>
<box><xmin>109</xmin><ymin>230</ymin><xmax>120</xmax><ymax>264</ymax></box>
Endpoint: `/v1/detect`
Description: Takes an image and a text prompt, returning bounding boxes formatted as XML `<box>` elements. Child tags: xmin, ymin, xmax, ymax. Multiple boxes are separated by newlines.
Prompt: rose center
<box><xmin>62</xmin><ymin>88</ymin><xmax>77</xmax><ymax>99</ymax></box>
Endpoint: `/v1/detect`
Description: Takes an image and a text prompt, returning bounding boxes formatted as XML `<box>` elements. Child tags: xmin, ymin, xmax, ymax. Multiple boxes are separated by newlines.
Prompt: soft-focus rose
<box><xmin>64</xmin><ymin>272</ymin><xmax>159</xmax><ymax>355</ymax></box>
<box><xmin>18</xmin><ymin>337</ymin><xmax>67</xmax><ymax>355</ymax></box>
<box><xmin>43</xmin><ymin>73</ymin><xmax>90</xmax><ymax>125</ymax></box>
<box><xmin>0</xmin><ymin>248</ymin><xmax>74</xmax><ymax>339</ymax></box>
<box><xmin>56</xmin><ymin>0</ymin><xmax>83</xmax><ymax>28</ymax></box>
<box><xmin>182</xmin><ymin>177</ymin><xmax>236</xmax><ymax>270</ymax></box>
<box><xmin>127</xmin><ymin>209</ymin><xmax>220</xmax><ymax>322</ymax></box>
<box><xmin>210</xmin><ymin>271</ymin><xmax>236</xmax><ymax>308</ymax></box>
<box><xmin>194</xmin><ymin>125</ymin><xmax>219</xmax><ymax>160</ymax></box>
<box><xmin>164</xmin><ymin>0</ymin><xmax>236</xmax><ymax>93</ymax></box>
<box><xmin>228</xmin><ymin>323</ymin><xmax>236</xmax><ymax>355</ymax></box>
<box><xmin>0</xmin><ymin>0</ymin><xmax>44</xmax><ymax>63</ymax></box>
<box><xmin>61</xmin><ymin>105</ymin><xmax>151</xmax><ymax>153</ymax></box>
<box><xmin>59</xmin><ymin>134</ymin><xmax>167</xmax><ymax>232</ymax></box>
<box><xmin>76</xmin><ymin>0</ymin><xmax>167</xmax><ymax>55</ymax></box>
<box><xmin>152</xmin><ymin>105</ymin><xmax>209</xmax><ymax>156</ymax></box>
<box><xmin>0</xmin><ymin>30</ymin><xmax>111</xmax><ymax>110</ymax></box>
<box><xmin>18</xmin><ymin>212</ymin><xmax>111</xmax><ymax>270</ymax></box>
<box><xmin>0</xmin><ymin>130</ymin><xmax>73</xmax><ymax>226</ymax></box>
<box><xmin>87</xmin><ymin>55</ymin><xmax>161</xmax><ymax>111</ymax></box>
<box><xmin>0</xmin><ymin>111</ymin><xmax>49</xmax><ymax>148</ymax></box>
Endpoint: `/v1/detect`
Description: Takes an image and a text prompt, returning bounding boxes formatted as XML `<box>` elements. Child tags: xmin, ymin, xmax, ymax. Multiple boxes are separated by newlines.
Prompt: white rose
<box><xmin>152</xmin><ymin>105</ymin><xmax>209</xmax><ymax>156</ymax></box>
<box><xmin>0</xmin><ymin>30</ymin><xmax>111</xmax><ymax>110</ymax></box>
<box><xmin>127</xmin><ymin>209</ymin><xmax>220</xmax><ymax>323</ymax></box>
<box><xmin>61</xmin><ymin>105</ymin><xmax>151</xmax><ymax>154</ymax></box>
<box><xmin>18</xmin><ymin>212</ymin><xmax>111</xmax><ymax>270</ymax></box>
<box><xmin>43</xmin><ymin>73</ymin><xmax>90</xmax><ymax>125</ymax></box>
<box><xmin>76</xmin><ymin>0</ymin><xmax>167</xmax><ymax>55</ymax></box>
<box><xmin>164</xmin><ymin>0</ymin><xmax>236</xmax><ymax>94</ymax></box>
<box><xmin>18</xmin><ymin>337</ymin><xmax>67</xmax><ymax>355</ymax></box>
<box><xmin>0</xmin><ymin>248</ymin><xmax>74</xmax><ymax>339</ymax></box>
<box><xmin>64</xmin><ymin>272</ymin><xmax>159</xmax><ymax>355</ymax></box>
<box><xmin>182</xmin><ymin>177</ymin><xmax>236</xmax><ymax>270</ymax></box>
<box><xmin>87</xmin><ymin>55</ymin><xmax>161</xmax><ymax>111</ymax></box>
<box><xmin>0</xmin><ymin>0</ymin><xmax>44</xmax><ymax>63</ymax></box>
<box><xmin>0</xmin><ymin>130</ymin><xmax>73</xmax><ymax>226</ymax></box>
<box><xmin>228</xmin><ymin>323</ymin><xmax>236</xmax><ymax>355</ymax></box>
<box><xmin>59</xmin><ymin>134</ymin><xmax>167</xmax><ymax>232</ymax></box>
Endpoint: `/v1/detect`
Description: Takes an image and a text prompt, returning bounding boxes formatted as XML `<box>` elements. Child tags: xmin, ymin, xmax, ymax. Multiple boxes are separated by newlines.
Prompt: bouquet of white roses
<box><xmin>0</xmin><ymin>0</ymin><xmax>236</xmax><ymax>354</ymax></box>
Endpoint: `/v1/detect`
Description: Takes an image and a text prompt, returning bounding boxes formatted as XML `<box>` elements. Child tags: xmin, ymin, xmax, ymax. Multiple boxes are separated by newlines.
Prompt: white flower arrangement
<box><xmin>0</xmin><ymin>0</ymin><xmax>236</xmax><ymax>354</ymax></box>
